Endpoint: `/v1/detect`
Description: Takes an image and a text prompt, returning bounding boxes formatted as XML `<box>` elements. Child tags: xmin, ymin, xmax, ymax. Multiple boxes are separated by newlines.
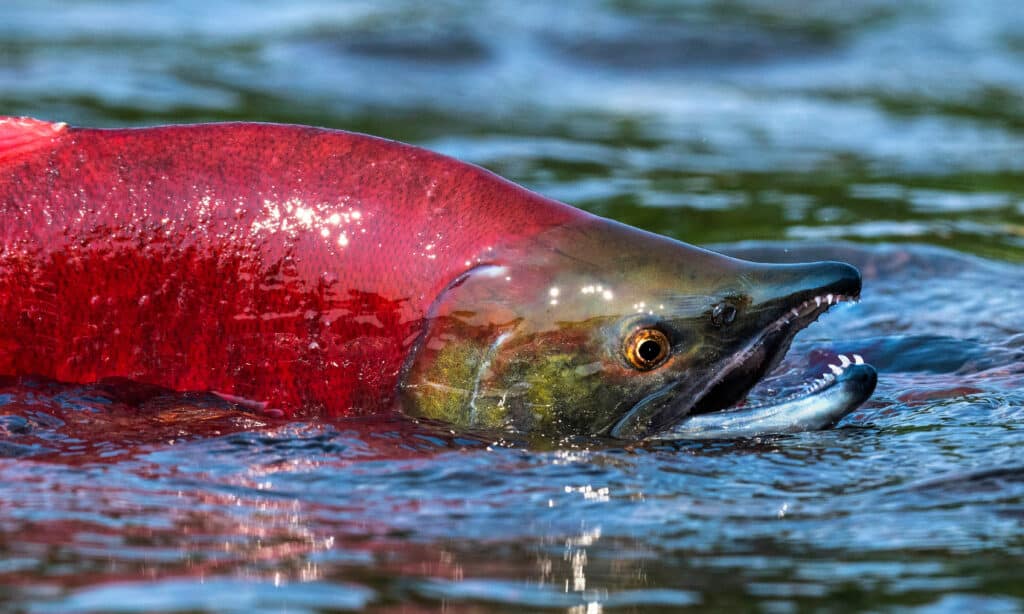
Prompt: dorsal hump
<box><xmin>0</xmin><ymin>116</ymin><xmax>67</xmax><ymax>164</ymax></box>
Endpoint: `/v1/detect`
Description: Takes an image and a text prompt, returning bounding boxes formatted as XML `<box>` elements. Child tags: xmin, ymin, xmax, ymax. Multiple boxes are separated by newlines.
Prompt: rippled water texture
<box><xmin>1</xmin><ymin>1</ymin><xmax>1023</xmax><ymax>611</ymax></box>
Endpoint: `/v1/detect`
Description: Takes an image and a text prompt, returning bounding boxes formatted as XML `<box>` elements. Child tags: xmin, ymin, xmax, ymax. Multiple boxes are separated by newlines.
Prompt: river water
<box><xmin>1</xmin><ymin>1</ymin><xmax>1023</xmax><ymax>611</ymax></box>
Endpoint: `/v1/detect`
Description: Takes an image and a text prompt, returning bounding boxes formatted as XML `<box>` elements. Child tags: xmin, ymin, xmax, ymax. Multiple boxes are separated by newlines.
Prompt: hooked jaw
<box><xmin>662</xmin><ymin>360</ymin><xmax>878</xmax><ymax>440</ymax></box>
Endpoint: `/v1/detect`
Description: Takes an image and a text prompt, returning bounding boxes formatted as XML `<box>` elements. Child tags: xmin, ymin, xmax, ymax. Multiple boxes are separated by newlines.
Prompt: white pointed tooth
<box><xmin>828</xmin><ymin>363</ymin><xmax>843</xmax><ymax>375</ymax></box>
<box><xmin>791</xmin><ymin>308</ymin><xmax>799</xmax><ymax>317</ymax></box>
<box><xmin>827</xmin><ymin>293</ymin><xmax>834</xmax><ymax>304</ymax></box>
<box><xmin>853</xmin><ymin>354</ymin><xmax>864</xmax><ymax>364</ymax></box>
<box><xmin>815</xmin><ymin>296</ymin><xmax>822</xmax><ymax>306</ymax></box>
<box><xmin>823</xmin><ymin>373</ymin><xmax>835</xmax><ymax>384</ymax></box>
<box><xmin>838</xmin><ymin>354</ymin><xmax>851</xmax><ymax>367</ymax></box>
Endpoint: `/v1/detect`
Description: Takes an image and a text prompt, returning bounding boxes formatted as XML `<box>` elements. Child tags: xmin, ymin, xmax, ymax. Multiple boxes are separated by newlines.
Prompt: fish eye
<box><xmin>624</xmin><ymin>328</ymin><xmax>670</xmax><ymax>370</ymax></box>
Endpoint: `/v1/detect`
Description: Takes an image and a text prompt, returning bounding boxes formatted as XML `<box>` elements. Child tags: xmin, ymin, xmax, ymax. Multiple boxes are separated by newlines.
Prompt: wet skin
<box><xmin>0</xmin><ymin>117</ymin><xmax>875</xmax><ymax>440</ymax></box>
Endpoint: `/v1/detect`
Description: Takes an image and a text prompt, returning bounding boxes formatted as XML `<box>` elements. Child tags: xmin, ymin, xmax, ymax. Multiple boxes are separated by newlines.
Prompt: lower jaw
<box><xmin>655</xmin><ymin>360</ymin><xmax>877</xmax><ymax>440</ymax></box>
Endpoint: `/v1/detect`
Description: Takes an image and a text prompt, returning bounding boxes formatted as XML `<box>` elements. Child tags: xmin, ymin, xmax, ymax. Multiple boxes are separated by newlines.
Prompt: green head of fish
<box><xmin>400</xmin><ymin>218</ymin><xmax>861</xmax><ymax>440</ymax></box>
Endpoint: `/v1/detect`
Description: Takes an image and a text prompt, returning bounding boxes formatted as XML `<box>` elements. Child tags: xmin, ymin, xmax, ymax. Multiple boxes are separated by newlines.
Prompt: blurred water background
<box><xmin>1</xmin><ymin>1</ymin><xmax>1023</xmax><ymax>612</ymax></box>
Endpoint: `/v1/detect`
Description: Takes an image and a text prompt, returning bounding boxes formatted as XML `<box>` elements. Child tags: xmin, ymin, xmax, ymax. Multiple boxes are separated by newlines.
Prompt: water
<box><xmin>1</xmin><ymin>1</ymin><xmax>1023</xmax><ymax>611</ymax></box>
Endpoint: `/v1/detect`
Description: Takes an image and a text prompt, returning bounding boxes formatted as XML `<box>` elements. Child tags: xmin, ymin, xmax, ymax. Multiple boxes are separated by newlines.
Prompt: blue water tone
<box><xmin>1</xmin><ymin>1</ymin><xmax>1023</xmax><ymax>612</ymax></box>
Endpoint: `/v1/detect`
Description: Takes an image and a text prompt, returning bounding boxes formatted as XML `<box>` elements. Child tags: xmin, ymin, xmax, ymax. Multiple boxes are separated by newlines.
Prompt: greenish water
<box><xmin>1</xmin><ymin>1</ymin><xmax>1023</xmax><ymax>612</ymax></box>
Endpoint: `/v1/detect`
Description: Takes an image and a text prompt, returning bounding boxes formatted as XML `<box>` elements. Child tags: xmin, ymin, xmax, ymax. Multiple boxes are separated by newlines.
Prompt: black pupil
<box><xmin>637</xmin><ymin>338</ymin><xmax>663</xmax><ymax>362</ymax></box>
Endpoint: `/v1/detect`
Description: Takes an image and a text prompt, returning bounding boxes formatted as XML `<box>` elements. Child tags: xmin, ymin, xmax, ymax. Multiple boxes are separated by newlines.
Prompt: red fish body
<box><xmin>1</xmin><ymin>117</ymin><xmax>873</xmax><ymax>439</ymax></box>
<box><xmin>0</xmin><ymin>118</ymin><xmax>584</xmax><ymax>417</ymax></box>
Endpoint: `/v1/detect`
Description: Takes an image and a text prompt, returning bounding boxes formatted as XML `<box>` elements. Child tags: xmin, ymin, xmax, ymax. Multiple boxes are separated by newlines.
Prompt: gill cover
<box><xmin>400</xmin><ymin>218</ymin><xmax>860</xmax><ymax>439</ymax></box>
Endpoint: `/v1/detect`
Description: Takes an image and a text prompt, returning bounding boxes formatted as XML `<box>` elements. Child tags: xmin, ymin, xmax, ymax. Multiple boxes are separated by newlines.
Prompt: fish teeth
<box><xmin>815</xmin><ymin>296</ymin><xmax>822</xmax><ymax>306</ymax></box>
<box><xmin>828</xmin><ymin>363</ymin><xmax>843</xmax><ymax>376</ymax></box>
<box><xmin>827</xmin><ymin>293</ymin><xmax>834</xmax><ymax>304</ymax></box>
<box><xmin>853</xmin><ymin>354</ymin><xmax>864</xmax><ymax>365</ymax></box>
<box><xmin>838</xmin><ymin>354</ymin><xmax>851</xmax><ymax>367</ymax></box>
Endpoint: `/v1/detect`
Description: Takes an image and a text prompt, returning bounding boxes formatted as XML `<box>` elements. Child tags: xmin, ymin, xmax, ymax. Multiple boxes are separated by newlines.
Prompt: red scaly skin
<box><xmin>0</xmin><ymin>118</ymin><xmax>589</xmax><ymax>417</ymax></box>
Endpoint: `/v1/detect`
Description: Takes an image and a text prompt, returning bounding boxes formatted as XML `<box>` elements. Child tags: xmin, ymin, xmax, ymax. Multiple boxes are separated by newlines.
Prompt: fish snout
<box><xmin>756</xmin><ymin>260</ymin><xmax>861</xmax><ymax>308</ymax></box>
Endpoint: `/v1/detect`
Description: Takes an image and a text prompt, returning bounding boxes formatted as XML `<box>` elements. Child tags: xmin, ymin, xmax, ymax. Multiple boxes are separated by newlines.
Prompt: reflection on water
<box><xmin>1</xmin><ymin>0</ymin><xmax>1024</xmax><ymax>611</ymax></box>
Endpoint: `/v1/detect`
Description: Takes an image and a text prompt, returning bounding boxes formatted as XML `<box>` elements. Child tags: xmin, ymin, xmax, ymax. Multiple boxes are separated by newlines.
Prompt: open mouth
<box><xmin>659</xmin><ymin>359</ymin><xmax>877</xmax><ymax>440</ymax></box>
<box><xmin>611</xmin><ymin>290</ymin><xmax>877</xmax><ymax>440</ymax></box>
<box><xmin>688</xmin><ymin>292</ymin><xmax>857</xmax><ymax>416</ymax></box>
<box><xmin>664</xmin><ymin>289</ymin><xmax>878</xmax><ymax>440</ymax></box>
